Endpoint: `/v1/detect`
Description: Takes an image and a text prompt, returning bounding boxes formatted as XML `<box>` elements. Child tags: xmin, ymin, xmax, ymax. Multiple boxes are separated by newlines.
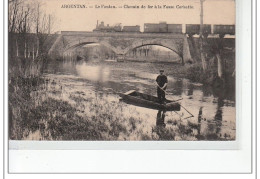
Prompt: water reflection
<box><xmin>215</xmin><ymin>98</ymin><xmax>224</xmax><ymax>121</ymax></box>
<box><xmin>153</xmin><ymin>110</ymin><xmax>175</xmax><ymax>140</ymax></box>
<box><xmin>196</xmin><ymin>97</ymin><xmax>226</xmax><ymax>140</ymax></box>
<box><xmin>214</xmin><ymin>97</ymin><xmax>224</xmax><ymax>137</ymax></box>
<box><xmin>201</xmin><ymin>85</ymin><xmax>213</xmax><ymax>97</ymax></box>
<box><xmin>197</xmin><ymin>107</ymin><xmax>203</xmax><ymax>135</ymax></box>
<box><xmin>171</xmin><ymin>78</ymin><xmax>183</xmax><ymax>96</ymax></box>
<box><xmin>156</xmin><ymin>110</ymin><xmax>166</xmax><ymax>127</ymax></box>
<box><xmin>76</xmin><ymin>63</ymin><xmax>111</xmax><ymax>82</ymax></box>
<box><xmin>187</xmin><ymin>84</ymin><xmax>194</xmax><ymax>96</ymax></box>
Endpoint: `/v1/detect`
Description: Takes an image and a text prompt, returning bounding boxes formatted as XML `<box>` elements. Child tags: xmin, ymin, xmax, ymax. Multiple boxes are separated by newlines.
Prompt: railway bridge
<box><xmin>48</xmin><ymin>31</ymin><xmax>193</xmax><ymax>63</ymax></box>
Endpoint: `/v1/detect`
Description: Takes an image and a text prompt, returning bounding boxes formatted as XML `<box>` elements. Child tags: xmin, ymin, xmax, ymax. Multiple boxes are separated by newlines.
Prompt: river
<box><xmin>43</xmin><ymin>59</ymin><xmax>236</xmax><ymax>140</ymax></box>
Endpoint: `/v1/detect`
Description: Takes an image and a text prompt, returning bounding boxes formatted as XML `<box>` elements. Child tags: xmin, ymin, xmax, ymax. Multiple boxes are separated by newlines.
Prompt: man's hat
<box><xmin>159</xmin><ymin>69</ymin><xmax>164</xmax><ymax>72</ymax></box>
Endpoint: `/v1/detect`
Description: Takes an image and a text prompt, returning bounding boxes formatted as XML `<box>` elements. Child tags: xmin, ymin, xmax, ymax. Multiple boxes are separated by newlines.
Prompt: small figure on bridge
<box><xmin>156</xmin><ymin>69</ymin><xmax>168</xmax><ymax>103</ymax></box>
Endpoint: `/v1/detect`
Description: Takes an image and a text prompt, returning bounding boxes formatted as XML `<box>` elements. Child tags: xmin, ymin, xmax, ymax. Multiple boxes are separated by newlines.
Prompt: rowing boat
<box><xmin>120</xmin><ymin>90</ymin><xmax>181</xmax><ymax>111</ymax></box>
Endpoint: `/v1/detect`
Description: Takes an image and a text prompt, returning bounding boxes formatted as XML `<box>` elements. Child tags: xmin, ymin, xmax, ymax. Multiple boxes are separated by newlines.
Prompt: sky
<box><xmin>39</xmin><ymin>0</ymin><xmax>235</xmax><ymax>32</ymax></box>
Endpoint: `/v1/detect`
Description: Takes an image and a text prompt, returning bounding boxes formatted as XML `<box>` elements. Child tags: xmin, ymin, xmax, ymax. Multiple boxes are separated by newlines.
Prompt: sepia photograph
<box><xmin>8</xmin><ymin>0</ymin><xmax>236</xmax><ymax>141</ymax></box>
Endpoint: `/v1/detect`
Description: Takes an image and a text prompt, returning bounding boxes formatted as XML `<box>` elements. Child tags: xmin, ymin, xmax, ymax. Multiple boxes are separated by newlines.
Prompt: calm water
<box><xmin>43</xmin><ymin>60</ymin><xmax>236</xmax><ymax>140</ymax></box>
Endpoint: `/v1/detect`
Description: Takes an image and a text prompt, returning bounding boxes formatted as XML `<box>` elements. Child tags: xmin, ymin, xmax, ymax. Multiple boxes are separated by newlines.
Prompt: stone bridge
<box><xmin>48</xmin><ymin>31</ymin><xmax>193</xmax><ymax>63</ymax></box>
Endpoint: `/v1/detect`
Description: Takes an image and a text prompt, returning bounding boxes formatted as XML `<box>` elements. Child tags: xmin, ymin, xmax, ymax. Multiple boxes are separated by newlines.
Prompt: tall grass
<box><xmin>8</xmin><ymin>56</ymin><xmax>49</xmax><ymax>139</ymax></box>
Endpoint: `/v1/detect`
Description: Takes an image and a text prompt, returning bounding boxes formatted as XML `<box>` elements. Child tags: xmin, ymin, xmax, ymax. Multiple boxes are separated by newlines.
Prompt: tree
<box><xmin>8</xmin><ymin>0</ymin><xmax>22</xmax><ymax>33</ymax></box>
<box><xmin>175</xmin><ymin>42</ymin><xmax>184</xmax><ymax>65</ymax></box>
<box><xmin>143</xmin><ymin>45</ymin><xmax>152</xmax><ymax>56</ymax></box>
<box><xmin>9</xmin><ymin>0</ymin><xmax>57</xmax><ymax>59</ymax></box>
<box><xmin>199</xmin><ymin>0</ymin><xmax>207</xmax><ymax>71</ymax></box>
<box><xmin>210</xmin><ymin>38</ymin><xmax>224</xmax><ymax>79</ymax></box>
<box><xmin>138</xmin><ymin>47</ymin><xmax>142</xmax><ymax>56</ymax></box>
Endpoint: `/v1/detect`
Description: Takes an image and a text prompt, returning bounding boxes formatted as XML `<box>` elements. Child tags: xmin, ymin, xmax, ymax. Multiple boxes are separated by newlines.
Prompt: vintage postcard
<box><xmin>8</xmin><ymin>0</ymin><xmax>236</xmax><ymax>142</ymax></box>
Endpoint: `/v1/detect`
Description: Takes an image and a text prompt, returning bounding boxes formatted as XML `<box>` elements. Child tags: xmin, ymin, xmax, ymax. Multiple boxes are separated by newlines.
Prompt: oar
<box><xmin>157</xmin><ymin>84</ymin><xmax>194</xmax><ymax>118</ymax></box>
<box><xmin>156</xmin><ymin>83</ymin><xmax>194</xmax><ymax>118</ymax></box>
<box><xmin>156</xmin><ymin>83</ymin><xmax>183</xmax><ymax>101</ymax></box>
<box><xmin>181</xmin><ymin>105</ymin><xmax>194</xmax><ymax>119</ymax></box>
<box><xmin>156</xmin><ymin>83</ymin><xmax>168</xmax><ymax>94</ymax></box>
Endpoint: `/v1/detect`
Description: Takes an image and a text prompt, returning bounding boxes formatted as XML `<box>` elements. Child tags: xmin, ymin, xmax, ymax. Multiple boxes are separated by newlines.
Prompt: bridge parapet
<box><xmin>61</xmin><ymin>31</ymin><xmax>185</xmax><ymax>39</ymax></box>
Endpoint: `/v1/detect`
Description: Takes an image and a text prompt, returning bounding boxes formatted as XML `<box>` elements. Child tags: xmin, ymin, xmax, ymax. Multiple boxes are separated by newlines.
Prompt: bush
<box><xmin>186</xmin><ymin>63</ymin><xmax>215</xmax><ymax>84</ymax></box>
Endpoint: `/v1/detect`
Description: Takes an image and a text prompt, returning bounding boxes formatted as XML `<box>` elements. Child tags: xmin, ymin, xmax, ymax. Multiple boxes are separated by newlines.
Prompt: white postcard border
<box><xmin>3</xmin><ymin>0</ymin><xmax>254</xmax><ymax>174</ymax></box>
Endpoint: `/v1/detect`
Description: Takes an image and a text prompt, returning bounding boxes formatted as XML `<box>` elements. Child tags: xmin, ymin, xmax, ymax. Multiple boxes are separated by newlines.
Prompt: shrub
<box><xmin>186</xmin><ymin>63</ymin><xmax>215</xmax><ymax>84</ymax></box>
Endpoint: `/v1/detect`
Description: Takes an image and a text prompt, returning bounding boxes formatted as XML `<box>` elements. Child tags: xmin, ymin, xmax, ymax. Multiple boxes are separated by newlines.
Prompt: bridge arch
<box><xmin>123</xmin><ymin>39</ymin><xmax>182</xmax><ymax>57</ymax></box>
<box><xmin>64</xmin><ymin>38</ymin><xmax>119</xmax><ymax>54</ymax></box>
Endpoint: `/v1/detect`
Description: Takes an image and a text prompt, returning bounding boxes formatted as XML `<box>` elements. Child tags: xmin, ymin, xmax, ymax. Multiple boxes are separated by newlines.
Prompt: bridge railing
<box><xmin>60</xmin><ymin>31</ymin><xmax>186</xmax><ymax>39</ymax></box>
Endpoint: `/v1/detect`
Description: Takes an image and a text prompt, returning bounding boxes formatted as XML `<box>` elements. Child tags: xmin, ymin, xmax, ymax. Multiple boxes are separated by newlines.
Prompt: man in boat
<box><xmin>156</xmin><ymin>69</ymin><xmax>168</xmax><ymax>103</ymax></box>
